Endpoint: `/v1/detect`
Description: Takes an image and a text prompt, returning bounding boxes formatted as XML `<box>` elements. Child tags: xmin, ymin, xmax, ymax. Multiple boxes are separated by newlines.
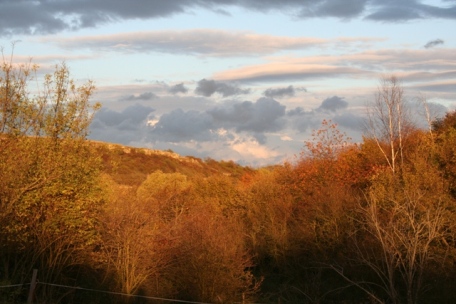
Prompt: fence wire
<box><xmin>2</xmin><ymin>280</ymin><xmax>262</xmax><ymax>303</ymax></box>
<box><xmin>38</xmin><ymin>281</ymin><xmax>215</xmax><ymax>304</ymax></box>
<box><xmin>0</xmin><ymin>283</ymin><xmax>30</xmax><ymax>288</ymax></box>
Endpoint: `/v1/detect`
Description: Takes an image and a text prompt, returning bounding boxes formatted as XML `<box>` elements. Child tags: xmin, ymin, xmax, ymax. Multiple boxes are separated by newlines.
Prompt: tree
<box><xmin>351</xmin><ymin>138</ymin><xmax>452</xmax><ymax>304</ymax></box>
<box><xmin>294</xmin><ymin>120</ymin><xmax>358</xmax><ymax>254</ymax></box>
<box><xmin>432</xmin><ymin>110</ymin><xmax>456</xmax><ymax>198</ymax></box>
<box><xmin>168</xmin><ymin>204</ymin><xmax>260</xmax><ymax>303</ymax></box>
<box><xmin>99</xmin><ymin>183</ymin><xmax>170</xmax><ymax>297</ymax></box>
<box><xmin>365</xmin><ymin>76</ymin><xmax>411</xmax><ymax>174</ymax></box>
<box><xmin>242</xmin><ymin>169</ymin><xmax>297</xmax><ymax>265</ymax></box>
<box><xmin>303</xmin><ymin>119</ymin><xmax>352</xmax><ymax>161</ymax></box>
<box><xmin>340</xmin><ymin>77</ymin><xmax>454</xmax><ymax>304</ymax></box>
<box><xmin>136</xmin><ymin>170</ymin><xmax>192</xmax><ymax>222</ymax></box>
<box><xmin>0</xmin><ymin>52</ymin><xmax>102</xmax><ymax>300</ymax></box>
<box><xmin>262</xmin><ymin>121</ymin><xmax>362</xmax><ymax>302</ymax></box>
<box><xmin>432</xmin><ymin>110</ymin><xmax>456</xmax><ymax>133</ymax></box>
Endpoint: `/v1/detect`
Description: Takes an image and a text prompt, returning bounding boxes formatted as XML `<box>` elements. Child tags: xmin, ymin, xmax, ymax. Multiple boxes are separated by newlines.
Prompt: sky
<box><xmin>1</xmin><ymin>0</ymin><xmax>455</xmax><ymax>166</ymax></box>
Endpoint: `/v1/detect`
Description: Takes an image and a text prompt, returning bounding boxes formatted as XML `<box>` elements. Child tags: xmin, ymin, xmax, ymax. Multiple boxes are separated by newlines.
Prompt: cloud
<box><xmin>95</xmin><ymin>84</ymin><xmax>218</xmax><ymax>116</ymax></box>
<box><xmin>209</xmin><ymin>98</ymin><xmax>286</xmax><ymax>134</ymax></box>
<box><xmin>122</xmin><ymin>92</ymin><xmax>157</xmax><ymax>101</ymax></box>
<box><xmin>286</xmin><ymin>106</ymin><xmax>340</xmax><ymax>134</ymax></box>
<box><xmin>90</xmin><ymin>104</ymin><xmax>154</xmax><ymax>144</ymax></box>
<box><xmin>146</xmin><ymin>97</ymin><xmax>286</xmax><ymax>146</ymax></box>
<box><xmin>287</xmin><ymin>108</ymin><xmax>318</xmax><ymax>132</ymax></box>
<box><xmin>318</xmin><ymin>96</ymin><xmax>349</xmax><ymax>112</ymax></box>
<box><xmin>366</xmin><ymin>5</ymin><xmax>423</xmax><ymax>21</ymax></box>
<box><xmin>90</xmin><ymin>92</ymin><xmax>369</xmax><ymax>165</ymax></box>
<box><xmin>49</xmin><ymin>30</ymin><xmax>328</xmax><ymax>57</ymax></box>
<box><xmin>148</xmin><ymin>109</ymin><xmax>215</xmax><ymax>142</ymax></box>
<box><xmin>333</xmin><ymin>112</ymin><xmax>364</xmax><ymax>130</ymax></box>
<box><xmin>285</xmin><ymin>96</ymin><xmax>364</xmax><ymax>133</ymax></box>
<box><xmin>263</xmin><ymin>85</ymin><xmax>297</xmax><ymax>98</ymax></box>
<box><xmin>214</xmin><ymin>48</ymin><xmax>456</xmax><ymax>85</ymax></box>
<box><xmin>3</xmin><ymin>1</ymin><xmax>456</xmax><ymax>36</ymax></box>
<box><xmin>0</xmin><ymin>0</ymin><xmax>193</xmax><ymax>35</ymax></box>
<box><xmin>228</xmin><ymin>136</ymin><xmax>281</xmax><ymax>162</ymax></box>
<box><xmin>215</xmin><ymin>63</ymin><xmax>365</xmax><ymax>83</ymax></box>
<box><xmin>365</xmin><ymin>1</ymin><xmax>456</xmax><ymax>21</ymax></box>
<box><xmin>149</xmin><ymin>134</ymin><xmax>283</xmax><ymax>167</ymax></box>
<box><xmin>168</xmin><ymin>83</ymin><xmax>188</xmax><ymax>94</ymax></box>
<box><xmin>298</xmin><ymin>0</ymin><xmax>368</xmax><ymax>19</ymax></box>
<box><xmin>424</xmin><ymin>39</ymin><xmax>444</xmax><ymax>49</ymax></box>
<box><xmin>411</xmin><ymin>80</ymin><xmax>456</xmax><ymax>93</ymax></box>
<box><xmin>195</xmin><ymin>79</ymin><xmax>250</xmax><ymax>97</ymax></box>
<box><xmin>287</xmin><ymin>106</ymin><xmax>307</xmax><ymax>116</ymax></box>
<box><xmin>93</xmin><ymin>104</ymin><xmax>153</xmax><ymax>127</ymax></box>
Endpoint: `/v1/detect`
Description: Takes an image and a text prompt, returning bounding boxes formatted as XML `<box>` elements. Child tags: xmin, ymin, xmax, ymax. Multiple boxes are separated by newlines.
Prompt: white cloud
<box><xmin>231</xmin><ymin>139</ymin><xmax>280</xmax><ymax>161</ymax></box>
<box><xmin>280</xmin><ymin>135</ymin><xmax>293</xmax><ymax>141</ymax></box>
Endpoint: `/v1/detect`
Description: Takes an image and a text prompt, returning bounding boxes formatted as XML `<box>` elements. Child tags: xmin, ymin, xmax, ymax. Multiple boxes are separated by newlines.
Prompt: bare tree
<box><xmin>337</xmin><ymin>77</ymin><xmax>455</xmax><ymax>304</ymax></box>
<box><xmin>365</xmin><ymin>76</ymin><xmax>410</xmax><ymax>174</ymax></box>
<box><xmin>355</xmin><ymin>159</ymin><xmax>451</xmax><ymax>304</ymax></box>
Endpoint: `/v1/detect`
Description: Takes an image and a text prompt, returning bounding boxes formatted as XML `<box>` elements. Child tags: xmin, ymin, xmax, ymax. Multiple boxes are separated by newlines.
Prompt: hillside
<box><xmin>92</xmin><ymin>141</ymin><xmax>256</xmax><ymax>186</ymax></box>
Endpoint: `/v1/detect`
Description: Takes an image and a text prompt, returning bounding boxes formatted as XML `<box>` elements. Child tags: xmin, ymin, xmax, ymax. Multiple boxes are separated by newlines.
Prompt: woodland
<box><xmin>1</xmin><ymin>57</ymin><xmax>456</xmax><ymax>304</ymax></box>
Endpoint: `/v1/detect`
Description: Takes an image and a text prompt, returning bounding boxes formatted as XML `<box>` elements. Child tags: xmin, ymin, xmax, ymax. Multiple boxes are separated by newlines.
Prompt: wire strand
<box><xmin>0</xmin><ymin>283</ymin><xmax>30</xmax><ymax>288</ymax></box>
<box><xmin>38</xmin><ymin>282</ymin><xmax>214</xmax><ymax>304</ymax></box>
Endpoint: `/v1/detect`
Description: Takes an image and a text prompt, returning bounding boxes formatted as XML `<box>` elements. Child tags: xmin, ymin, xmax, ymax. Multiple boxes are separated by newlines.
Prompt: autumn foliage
<box><xmin>1</xmin><ymin>58</ymin><xmax>456</xmax><ymax>304</ymax></box>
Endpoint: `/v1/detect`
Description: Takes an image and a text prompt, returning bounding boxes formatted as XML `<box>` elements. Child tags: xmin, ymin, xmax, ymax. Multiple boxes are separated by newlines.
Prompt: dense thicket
<box><xmin>1</xmin><ymin>60</ymin><xmax>456</xmax><ymax>304</ymax></box>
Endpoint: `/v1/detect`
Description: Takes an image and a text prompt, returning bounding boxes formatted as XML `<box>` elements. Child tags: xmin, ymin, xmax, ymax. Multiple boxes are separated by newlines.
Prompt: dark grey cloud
<box><xmin>424</xmin><ymin>39</ymin><xmax>444</xmax><ymax>49</ymax></box>
<box><xmin>365</xmin><ymin>0</ymin><xmax>456</xmax><ymax>21</ymax></box>
<box><xmin>1</xmin><ymin>0</ymin><xmax>455</xmax><ymax>36</ymax></box>
<box><xmin>149</xmin><ymin>109</ymin><xmax>215</xmax><ymax>142</ymax></box>
<box><xmin>366</xmin><ymin>3</ymin><xmax>422</xmax><ymax>21</ymax></box>
<box><xmin>264</xmin><ymin>85</ymin><xmax>296</xmax><ymax>98</ymax></box>
<box><xmin>333</xmin><ymin>112</ymin><xmax>364</xmax><ymax>130</ymax></box>
<box><xmin>318</xmin><ymin>96</ymin><xmax>349</xmax><ymax>112</ymax></box>
<box><xmin>92</xmin><ymin>104</ymin><xmax>153</xmax><ymax>127</ymax></box>
<box><xmin>0</xmin><ymin>0</ymin><xmax>186</xmax><ymax>35</ymax></box>
<box><xmin>209</xmin><ymin>97</ymin><xmax>286</xmax><ymax>133</ymax></box>
<box><xmin>89</xmin><ymin>104</ymin><xmax>154</xmax><ymax>144</ymax></box>
<box><xmin>299</xmin><ymin>0</ymin><xmax>367</xmax><ymax>19</ymax></box>
<box><xmin>195</xmin><ymin>79</ymin><xmax>250</xmax><ymax>97</ymax></box>
<box><xmin>287</xmin><ymin>107</ymin><xmax>317</xmax><ymax>132</ymax></box>
<box><xmin>122</xmin><ymin>92</ymin><xmax>157</xmax><ymax>101</ymax></box>
<box><xmin>287</xmin><ymin>106</ymin><xmax>307</xmax><ymax>116</ymax></box>
<box><xmin>168</xmin><ymin>83</ymin><xmax>188</xmax><ymax>94</ymax></box>
<box><xmin>147</xmin><ymin>97</ymin><xmax>286</xmax><ymax>144</ymax></box>
<box><xmin>287</xmin><ymin>97</ymin><xmax>362</xmax><ymax>133</ymax></box>
<box><xmin>0</xmin><ymin>1</ymin><xmax>67</xmax><ymax>36</ymax></box>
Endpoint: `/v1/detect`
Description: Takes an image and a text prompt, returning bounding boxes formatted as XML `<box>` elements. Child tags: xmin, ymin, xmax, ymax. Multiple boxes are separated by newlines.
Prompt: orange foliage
<box><xmin>294</xmin><ymin>120</ymin><xmax>361</xmax><ymax>199</ymax></box>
